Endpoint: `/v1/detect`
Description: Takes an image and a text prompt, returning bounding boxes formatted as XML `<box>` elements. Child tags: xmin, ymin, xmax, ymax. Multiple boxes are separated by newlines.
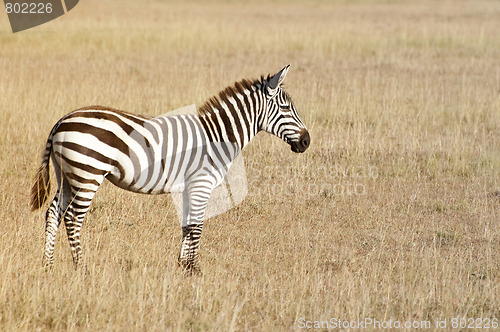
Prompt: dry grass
<box><xmin>0</xmin><ymin>0</ymin><xmax>499</xmax><ymax>330</ymax></box>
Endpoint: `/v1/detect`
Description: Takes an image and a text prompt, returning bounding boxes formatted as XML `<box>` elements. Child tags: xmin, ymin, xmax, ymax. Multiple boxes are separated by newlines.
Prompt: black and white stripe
<box><xmin>31</xmin><ymin>65</ymin><xmax>310</xmax><ymax>274</ymax></box>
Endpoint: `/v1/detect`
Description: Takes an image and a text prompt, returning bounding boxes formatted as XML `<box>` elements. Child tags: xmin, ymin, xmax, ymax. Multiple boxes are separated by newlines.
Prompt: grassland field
<box><xmin>0</xmin><ymin>0</ymin><xmax>499</xmax><ymax>330</ymax></box>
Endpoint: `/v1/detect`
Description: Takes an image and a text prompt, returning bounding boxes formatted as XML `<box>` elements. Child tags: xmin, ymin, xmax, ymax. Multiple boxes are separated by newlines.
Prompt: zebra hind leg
<box><xmin>43</xmin><ymin>194</ymin><xmax>63</xmax><ymax>269</ymax></box>
<box><xmin>63</xmin><ymin>187</ymin><xmax>100</xmax><ymax>271</ymax></box>
<box><xmin>63</xmin><ymin>205</ymin><xmax>84</xmax><ymax>270</ymax></box>
<box><xmin>43</xmin><ymin>169</ymin><xmax>73</xmax><ymax>269</ymax></box>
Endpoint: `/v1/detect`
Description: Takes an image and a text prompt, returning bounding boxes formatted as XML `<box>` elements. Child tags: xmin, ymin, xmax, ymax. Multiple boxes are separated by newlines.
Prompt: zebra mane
<box><xmin>197</xmin><ymin>76</ymin><xmax>270</xmax><ymax>117</ymax></box>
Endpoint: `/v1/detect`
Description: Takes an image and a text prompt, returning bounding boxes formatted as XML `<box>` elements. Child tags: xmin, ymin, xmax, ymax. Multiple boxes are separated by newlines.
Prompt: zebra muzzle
<box><xmin>290</xmin><ymin>130</ymin><xmax>310</xmax><ymax>153</ymax></box>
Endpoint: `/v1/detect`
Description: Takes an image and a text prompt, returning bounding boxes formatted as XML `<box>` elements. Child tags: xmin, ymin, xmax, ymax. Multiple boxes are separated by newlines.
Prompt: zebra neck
<box><xmin>198</xmin><ymin>89</ymin><xmax>264</xmax><ymax>151</ymax></box>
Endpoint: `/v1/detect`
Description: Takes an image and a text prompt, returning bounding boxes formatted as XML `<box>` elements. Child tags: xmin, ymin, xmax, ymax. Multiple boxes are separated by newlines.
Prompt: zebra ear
<box><xmin>266</xmin><ymin>65</ymin><xmax>290</xmax><ymax>96</ymax></box>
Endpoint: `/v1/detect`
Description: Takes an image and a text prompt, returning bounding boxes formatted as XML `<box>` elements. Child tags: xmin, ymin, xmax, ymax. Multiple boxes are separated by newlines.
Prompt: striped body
<box><xmin>53</xmin><ymin>109</ymin><xmax>238</xmax><ymax>195</ymax></box>
<box><xmin>31</xmin><ymin>65</ymin><xmax>310</xmax><ymax>274</ymax></box>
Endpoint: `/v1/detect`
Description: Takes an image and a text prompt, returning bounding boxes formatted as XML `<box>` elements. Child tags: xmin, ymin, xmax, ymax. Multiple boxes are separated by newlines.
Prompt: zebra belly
<box><xmin>105</xmin><ymin>168</ymin><xmax>188</xmax><ymax>194</ymax></box>
<box><xmin>104</xmin><ymin>139</ymin><xmax>207</xmax><ymax>195</ymax></box>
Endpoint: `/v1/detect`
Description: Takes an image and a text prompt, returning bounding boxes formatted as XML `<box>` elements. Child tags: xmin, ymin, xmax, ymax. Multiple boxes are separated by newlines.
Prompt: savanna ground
<box><xmin>0</xmin><ymin>0</ymin><xmax>499</xmax><ymax>330</ymax></box>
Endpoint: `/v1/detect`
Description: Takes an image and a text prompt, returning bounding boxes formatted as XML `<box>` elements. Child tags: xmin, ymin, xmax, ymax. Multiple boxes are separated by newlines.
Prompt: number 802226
<box><xmin>5</xmin><ymin>2</ymin><xmax>53</xmax><ymax>14</ymax></box>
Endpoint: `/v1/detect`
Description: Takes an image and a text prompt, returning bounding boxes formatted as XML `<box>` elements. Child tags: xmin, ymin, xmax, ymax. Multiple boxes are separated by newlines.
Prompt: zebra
<box><xmin>31</xmin><ymin>65</ymin><xmax>310</xmax><ymax>275</ymax></box>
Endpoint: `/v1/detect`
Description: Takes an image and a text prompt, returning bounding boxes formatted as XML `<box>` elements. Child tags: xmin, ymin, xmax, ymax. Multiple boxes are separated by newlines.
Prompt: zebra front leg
<box><xmin>178</xmin><ymin>223</ymin><xmax>203</xmax><ymax>275</ymax></box>
<box><xmin>177</xmin><ymin>180</ymin><xmax>212</xmax><ymax>275</ymax></box>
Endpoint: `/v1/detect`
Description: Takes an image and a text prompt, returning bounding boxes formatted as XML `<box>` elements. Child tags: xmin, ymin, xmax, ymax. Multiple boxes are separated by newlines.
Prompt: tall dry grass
<box><xmin>0</xmin><ymin>0</ymin><xmax>499</xmax><ymax>330</ymax></box>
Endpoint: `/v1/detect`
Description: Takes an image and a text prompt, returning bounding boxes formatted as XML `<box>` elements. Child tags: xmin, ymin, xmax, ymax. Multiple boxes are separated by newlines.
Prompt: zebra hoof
<box><xmin>42</xmin><ymin>259</ymin><xmax>54</xmax><ymax>272</ymax></box>
<box><xmin>179</xmin><ymin>261</ymin><xmax>202</xmax><ymax>276</ymax></box>
<box><xmin>43</xmin><ymin>264</ymin><xmax>53</xmax><ymax>272</ymax></box>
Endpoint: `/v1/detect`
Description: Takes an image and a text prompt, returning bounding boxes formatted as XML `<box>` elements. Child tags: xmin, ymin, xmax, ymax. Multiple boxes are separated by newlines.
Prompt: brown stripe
<box><xmin>199</xmin><ymin>114</ymin><xmax>216</xmax><ymax>142</ymax></box>
<box><xmin>53</xmin><ymin>151</ymin><xmax>107</xmax><ymax>176</ymax></box>
<box><xmin>65</xmin><ymin>172</ymin><xmax>100</xmax><ymax>186</ymax></box>
<box><xmin>65</xmin><ymin>111</ymin><xmax>140</xmax><ymax>136</ymax></box>
<box><xmin>73</xmin><ymin>105</ymin><xmax>150</xmax><ymax>123</ymax></box>
<box><xmin>56</xmin><ymin>122</ymin><xmax>130</xmax><ymax>157</ymax></box>
<box><xmin>227</xmin><ymin>87</ymin><xmax>251</xmax><ymax>141</ymax></box>
<box><xmin>211</xmin><ymin>98</ymin><xmax>236</xmax><ymax>143</ymax></box>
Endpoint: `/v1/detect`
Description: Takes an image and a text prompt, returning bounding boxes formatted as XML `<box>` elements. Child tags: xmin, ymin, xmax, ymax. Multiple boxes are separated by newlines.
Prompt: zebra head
<box><xmin>262</xmin><ymin>65</ymin><xmax>310</xmax><ymax>153</ymax></box>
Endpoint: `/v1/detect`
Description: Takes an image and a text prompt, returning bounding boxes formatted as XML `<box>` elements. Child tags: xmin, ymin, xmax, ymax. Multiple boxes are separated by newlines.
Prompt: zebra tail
<box><xmin>30</xmin><ymin>131</ymin><xmax>55</xmax><ymax>211</ymax></box>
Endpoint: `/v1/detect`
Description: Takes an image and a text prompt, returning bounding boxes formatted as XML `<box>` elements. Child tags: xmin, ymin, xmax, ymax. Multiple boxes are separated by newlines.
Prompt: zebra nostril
<box><xmin>300</xmin><ymin>131</ymin><xmax>310</xmax><ymax>148</ymax></box>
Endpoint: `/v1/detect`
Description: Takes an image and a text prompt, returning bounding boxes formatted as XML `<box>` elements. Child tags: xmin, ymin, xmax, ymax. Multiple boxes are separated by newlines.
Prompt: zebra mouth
<box><xmin>289</xmin><ymin>130</ymin><xmax>310</xmax><ymax>153</ymax></box>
